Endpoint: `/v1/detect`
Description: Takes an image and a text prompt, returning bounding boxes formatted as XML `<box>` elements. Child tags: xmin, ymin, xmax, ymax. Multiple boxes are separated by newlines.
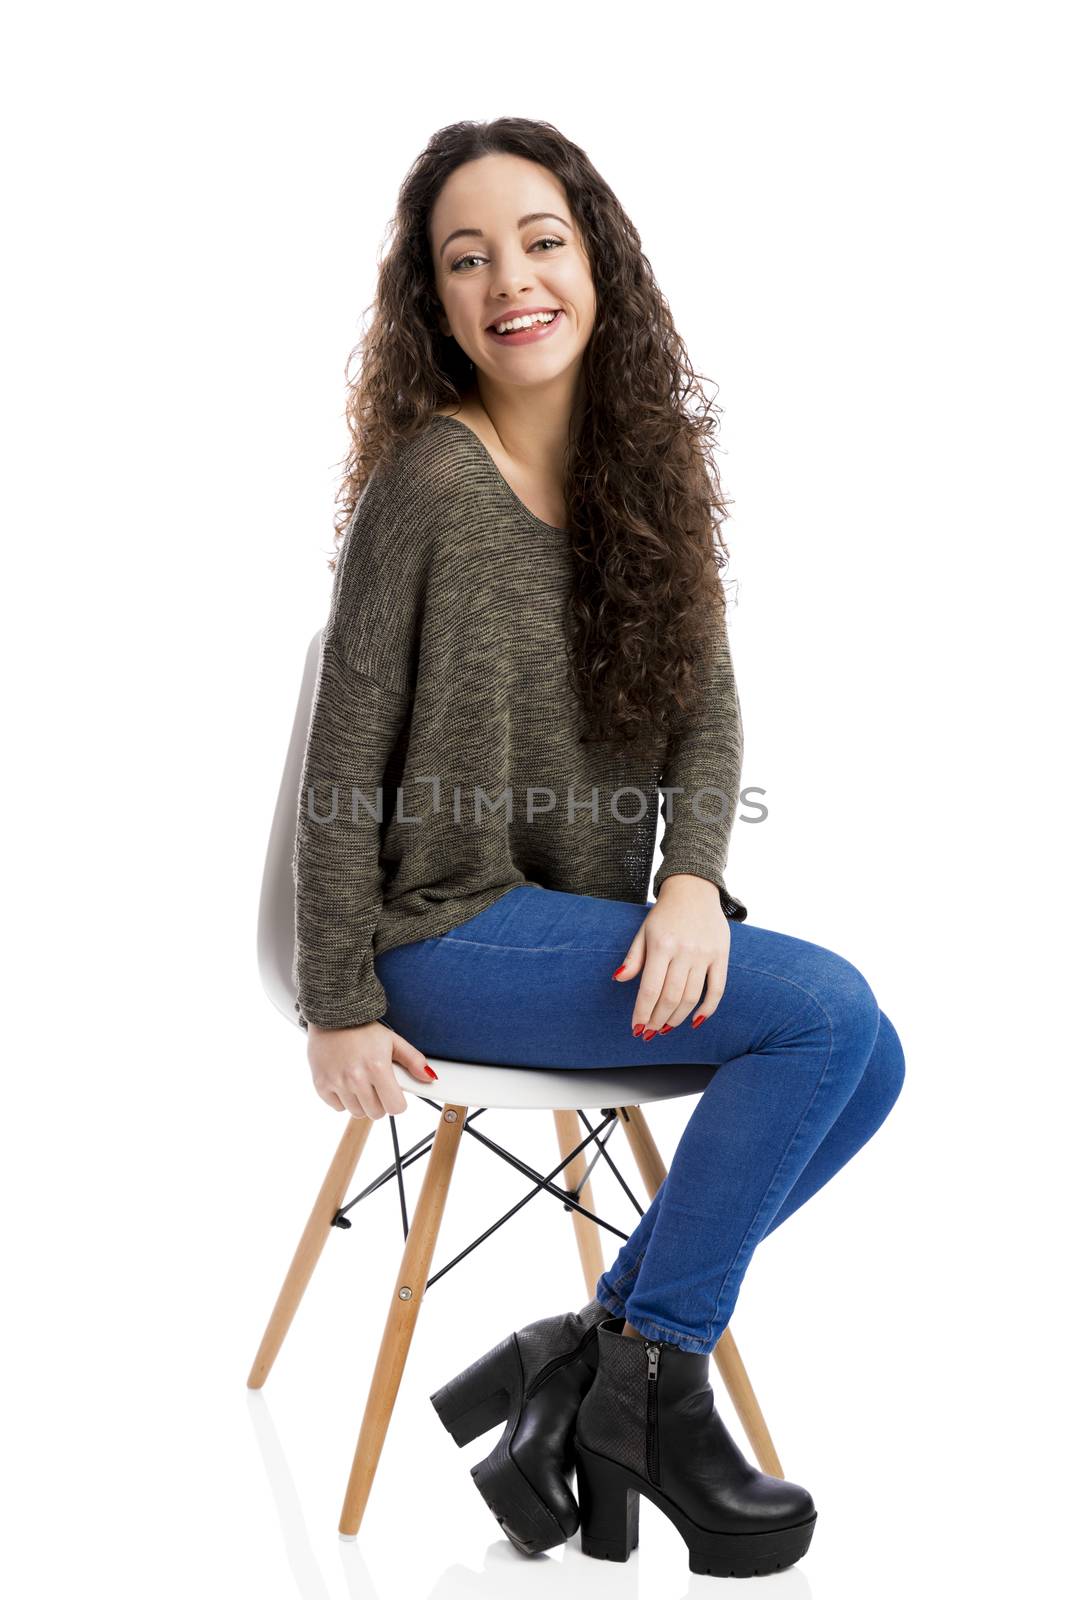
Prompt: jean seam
<box><xmin>719</xmin><ymin>958</ymin><xmax>840</xmax><ymax>1039</ymax></box>
<box><xmin>598</xmin><ymin>1247</ymin><xmax>647</xmax><ymax>1309</ymax></box>
<box><xmin>441</xmin><ymin>935</ymin><xmax>630</xmax><ymax>955</ymax></box>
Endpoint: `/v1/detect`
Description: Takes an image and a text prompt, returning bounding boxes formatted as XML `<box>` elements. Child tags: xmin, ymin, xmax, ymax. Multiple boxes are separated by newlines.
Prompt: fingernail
<box><xmin>424</xmin><ymin>1062</ymin><xmax>438</xmax><ymax>1079</ymax></box>
<box><xmin>632</xmin><ymin>1023</ymin><xmax>643</xmax><ymax>1037</ymax></box>
<box><xmin>660</xmin><ymin>1025</ymin><xmax>672</xmax><ymax>1033</ymax></box>
<box><xmin>642</xmin><ymin>1029</ymin><xmax>656</xmax><ymax>1041</ymax></box>
<box><xmin>691</xmin><ymin>1015</ymin><xmax>706</xmax><ymax>1029</ymax></box>
<box><xmin>613</xmin><ymin>965</ymin><xmax>626</xmax><ymax>979</ymax></box>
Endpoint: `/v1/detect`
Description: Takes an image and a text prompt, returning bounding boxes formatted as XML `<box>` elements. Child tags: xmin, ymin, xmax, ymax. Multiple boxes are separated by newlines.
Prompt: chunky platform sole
<box><xmin>430</xmin><ymin>1327</ymin><xmax>597</xmax><ymax>1555</ymax></box>
<box><xmin>574</xmin><ymin>1438</ymin><xmax>817</xmax><ymax>1577</ymax></box>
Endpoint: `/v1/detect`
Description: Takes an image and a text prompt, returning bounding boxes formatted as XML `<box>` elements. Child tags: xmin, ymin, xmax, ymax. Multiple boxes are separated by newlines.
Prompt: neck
<box><xmin>471</xmin><ymin>375</ymin><xmax>585</xmax><ymax>477</ymax></box>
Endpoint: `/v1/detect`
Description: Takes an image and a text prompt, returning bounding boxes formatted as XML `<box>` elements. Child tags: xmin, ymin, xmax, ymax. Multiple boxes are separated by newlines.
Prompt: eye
<box><xmin>450</xmin><ymin>236</ymin><xmax>566</xmax><ymax>272</ymax></box>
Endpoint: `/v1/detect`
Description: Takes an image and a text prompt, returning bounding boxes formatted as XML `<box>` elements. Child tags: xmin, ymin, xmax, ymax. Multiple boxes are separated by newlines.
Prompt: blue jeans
<box><xmin>376</xmin><ymin>883</ymin><xmax>905</xmax><ymax>1355</ymax></box>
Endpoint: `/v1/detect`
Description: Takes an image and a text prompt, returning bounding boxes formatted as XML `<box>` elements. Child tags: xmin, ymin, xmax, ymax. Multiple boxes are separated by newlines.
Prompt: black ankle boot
<box><xmin>429</xmin><ymin>1296</ymin><xmax>615</xmax><ymax>1554</ymax></box>
<box><xmin>574</xmin><ymin>1317</ymin><xmax>817</xmax><ymax>1576</ymax></box>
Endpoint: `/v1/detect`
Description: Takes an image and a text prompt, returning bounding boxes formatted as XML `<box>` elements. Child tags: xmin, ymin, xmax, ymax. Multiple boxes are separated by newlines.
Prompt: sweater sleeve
<box><xmin>291</xmin><ymin>444</ymin><xmax>438</xmax><ymax>1030</ymax></box>
<box><xmin>292</xmin><ymin>642</ymin><xmax>411</xmax><ymax>1029</ymax></box>
<box><xmin>652</xmin><ymin>614</ymin><xmax>748</xmax><ymax>921</ymax></box>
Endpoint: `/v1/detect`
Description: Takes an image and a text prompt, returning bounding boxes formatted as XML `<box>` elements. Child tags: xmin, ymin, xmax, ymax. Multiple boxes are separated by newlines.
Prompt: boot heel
<box><xmin>574</xmin><ymin>1439</ymin><xmax>640</xmax><ymax>1562</ymax></box>
<box><xmin>429</xmin><ymin>1334</ymin><xmax>520</xmax><ymax>1447</ymax></box>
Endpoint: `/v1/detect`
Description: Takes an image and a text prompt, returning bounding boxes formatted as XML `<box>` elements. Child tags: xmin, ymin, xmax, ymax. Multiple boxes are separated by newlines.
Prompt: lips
<box><xmin>485</xmin><ymin>310</ymin><xmax>566</xmax><ymax>348</ymax></box>
<box><xmin>485</xmin><ymin>308</ymin><xmax>562</xmax><ymax>332</ymax></box>
<box><xmin>493</xmin><ymin>311</ymin><xmax>561</xmax><ymax>336</ymax></box>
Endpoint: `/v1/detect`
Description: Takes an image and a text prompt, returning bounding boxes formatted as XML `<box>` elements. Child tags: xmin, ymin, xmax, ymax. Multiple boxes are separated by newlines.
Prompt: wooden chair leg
<box><xmin>615</xmin><ymin>1103</ymin><xmax>785</xmax><ymax>1478</ymax></box>
<box><xmin>552</xmin><ymin>1108</ymin><xmax>606</xmax><ymax>1298</ymax></box>
<box><xmin>247</xmin><ymin>1113</ymin><xmax>374</xmax><ymax>1389</ymax></box>
<box><xmin>711</xmin><ymin>1327</ymin><xmax>784</xmax><ymax>1477</ymax></box>
<box><xmin>339</xmin><ymin>1102</ymin><xmax>468</xmax><ymax>1538</ymax></box>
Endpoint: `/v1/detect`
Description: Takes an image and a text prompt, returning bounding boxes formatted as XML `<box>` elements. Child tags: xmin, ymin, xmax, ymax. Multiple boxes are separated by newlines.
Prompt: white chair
<box><xmin>248</xmin><ymin>630</ymin><xmax>784</xmax><ymax>1537</ymax></box>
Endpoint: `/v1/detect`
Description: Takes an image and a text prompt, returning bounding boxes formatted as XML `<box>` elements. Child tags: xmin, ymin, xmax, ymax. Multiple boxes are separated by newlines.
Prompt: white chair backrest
<box><xmin>257</xmin><ymin>629</ymin><xmax>323</xmax><ymax>1028</ymax></box>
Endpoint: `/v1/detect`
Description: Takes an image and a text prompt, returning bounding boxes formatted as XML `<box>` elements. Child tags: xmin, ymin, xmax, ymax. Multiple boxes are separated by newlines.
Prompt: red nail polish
<box><xmin>642</xmin><ymin>1029</ymin><xmax>656</xmax><ymax>1040</ymax></box>
<box><xmin>613</xmin><ymin>965</ymin><xmax>626</xmax><ymax>979</ymax></box>
<box><xmin>632</xmin><ymin>1023</ymin><xmax>643</xmax><ymax>1037</ymax></box>
<box><xmin>424</xmin><ymin>1062</ymin><xmax>438</xmax><ymax>1079</ymax></box>
<box><xmin>660</xmin><ymin>1025</ymin><xmax>672</xmax><ymax>1033</ymax></box>
<box><xmin>691</xmin><ymin>1015</ymin><xmax>706</xmax><ymax>1029</ymax></box>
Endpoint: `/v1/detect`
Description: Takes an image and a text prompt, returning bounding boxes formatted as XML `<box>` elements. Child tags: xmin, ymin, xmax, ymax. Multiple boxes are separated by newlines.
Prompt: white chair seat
<box><xmin>398</xmin><ymin>1057</ymin><xmax>717</xmax><ymax>1110</ymax></box>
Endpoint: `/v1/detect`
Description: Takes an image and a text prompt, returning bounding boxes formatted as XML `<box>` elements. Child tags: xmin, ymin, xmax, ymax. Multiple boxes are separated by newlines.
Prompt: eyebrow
<box><xmin>438</xmin><ymin>212</ymin><xmax>572</xmax><ymax>260</ymax></box>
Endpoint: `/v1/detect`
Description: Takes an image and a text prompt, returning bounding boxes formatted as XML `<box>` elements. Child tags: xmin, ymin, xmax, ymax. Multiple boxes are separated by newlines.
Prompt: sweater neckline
<box><xmin>429</xmin><ymin>414</ymin><xmax>570</xmax><ymax>536</ymax></box>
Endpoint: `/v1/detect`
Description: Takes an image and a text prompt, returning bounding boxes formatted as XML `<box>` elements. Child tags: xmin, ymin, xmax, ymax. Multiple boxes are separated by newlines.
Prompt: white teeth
<box><xmin>492</xmin><ymin>311</ymin><xmax>558</xmax><ymax>333</ymax></box>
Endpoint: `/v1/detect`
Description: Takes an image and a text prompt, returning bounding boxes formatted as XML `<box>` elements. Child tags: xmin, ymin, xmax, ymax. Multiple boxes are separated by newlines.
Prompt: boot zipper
<box><xmin>525</xmin><ymin>1319</ymin><xmax>603</xmax><ymax>1399</ymax></box>
<box><xmin>645</xmin><ymin>1341</ymin><xmax>661</xmax><ymax>1484</ymax></box>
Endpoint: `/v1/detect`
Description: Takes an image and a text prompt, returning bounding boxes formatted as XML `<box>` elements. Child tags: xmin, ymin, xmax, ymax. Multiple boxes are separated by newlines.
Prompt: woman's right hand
<box><xmin>307</xmin><ymin>1020</ymin><xmax>437</xmax><ymax>1118</ymax></box>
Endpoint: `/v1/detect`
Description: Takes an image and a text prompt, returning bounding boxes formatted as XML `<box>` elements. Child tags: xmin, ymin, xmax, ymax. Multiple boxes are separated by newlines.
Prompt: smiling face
<box><xmin>429</xmin><ymin>152</ymin><xmax>596</xmax><ymax>395</ymax></box>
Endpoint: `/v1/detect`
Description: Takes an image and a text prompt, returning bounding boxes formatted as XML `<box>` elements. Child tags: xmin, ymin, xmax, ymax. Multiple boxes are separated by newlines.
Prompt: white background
<box><xmin>3</xmin><ymin>2</ymin><xmax>1064</xmax><ymax>1596</ymax></box>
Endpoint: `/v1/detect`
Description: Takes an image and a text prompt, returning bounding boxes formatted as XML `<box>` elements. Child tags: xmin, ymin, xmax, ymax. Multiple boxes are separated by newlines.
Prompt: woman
<box><xmin>293</xmin><ymin>118</ymin><xmax>905</xmax><ymax>1578</ymax></box>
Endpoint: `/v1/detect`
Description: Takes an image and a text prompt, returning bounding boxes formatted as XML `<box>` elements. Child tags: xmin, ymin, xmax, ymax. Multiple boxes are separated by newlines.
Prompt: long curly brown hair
<box><xmin>330</xmin><ymin>116</ymin><xmax>737</xmax><ymax>760</ymax></box>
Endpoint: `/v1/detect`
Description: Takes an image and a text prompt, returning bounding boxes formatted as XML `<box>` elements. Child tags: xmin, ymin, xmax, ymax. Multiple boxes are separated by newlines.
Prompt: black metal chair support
<box><xmin>328</xmin><ymin>1100</ymin><xmax>650</xmax><ymax>1293</ymax></box>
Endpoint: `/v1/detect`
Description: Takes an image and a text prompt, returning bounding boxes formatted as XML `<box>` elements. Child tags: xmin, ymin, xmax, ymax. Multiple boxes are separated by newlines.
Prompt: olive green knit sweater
<box><xmin>292</xmin><ymin>415</ymin><xmax>746</xmax><ymax>1031</ymax></box>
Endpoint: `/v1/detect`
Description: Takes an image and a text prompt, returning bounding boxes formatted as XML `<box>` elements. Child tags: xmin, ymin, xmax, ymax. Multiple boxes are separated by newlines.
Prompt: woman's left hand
<box><xmin>613</xmin><ymin>874</ymin><xmax>731</xmax><ymax>1038</ymax></box>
